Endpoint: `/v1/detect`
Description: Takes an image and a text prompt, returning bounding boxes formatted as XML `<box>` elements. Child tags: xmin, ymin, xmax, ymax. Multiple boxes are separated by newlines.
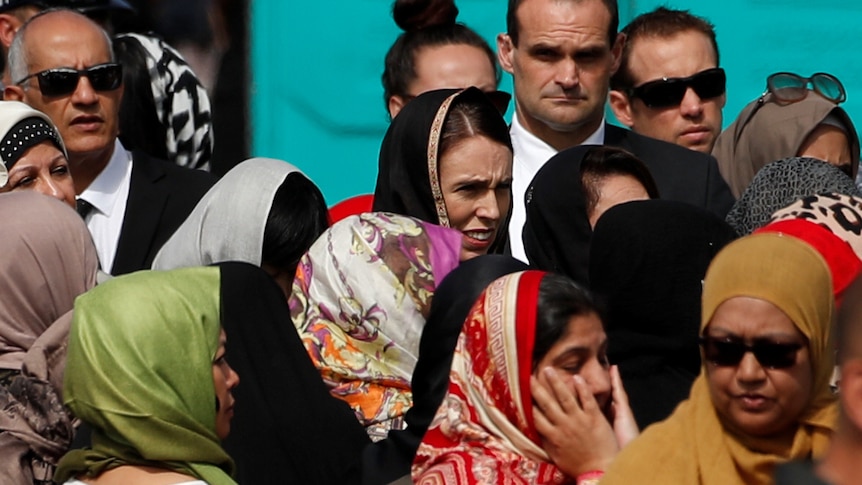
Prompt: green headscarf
<box><xmin>54</xmin><ymin>267</ymin><xmax>236</xmax><ymax>484</ymax></box>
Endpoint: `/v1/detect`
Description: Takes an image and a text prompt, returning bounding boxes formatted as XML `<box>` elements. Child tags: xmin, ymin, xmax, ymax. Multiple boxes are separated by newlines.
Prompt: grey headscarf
<box><xmin>726</xmin><ymin>157</ymin><xmax>861</xmax><ymax>235</ymax></box>
<box><xmin>712</xmin><ymin>92</ymin><xmax>860</xmax><ymax>198</ymax></box>
<box><xmin>152</xmin><ymin>158</ymin><xmax>301</xmax><ymax>269</ymax></box>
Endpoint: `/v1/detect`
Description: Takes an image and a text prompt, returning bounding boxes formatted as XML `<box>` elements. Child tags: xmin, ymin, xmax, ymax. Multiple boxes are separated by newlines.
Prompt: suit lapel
<box><xmin>111</xmin><ymin>152</ymin><xmax>168</xmax><ymax>274</ymax></box>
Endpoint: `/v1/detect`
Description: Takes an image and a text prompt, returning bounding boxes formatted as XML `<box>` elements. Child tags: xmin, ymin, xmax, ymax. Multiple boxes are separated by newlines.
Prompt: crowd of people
<box><xmin>1</xmin><ymin>0</ymin><xmax>861</xmax><ymax>484</ymax></box>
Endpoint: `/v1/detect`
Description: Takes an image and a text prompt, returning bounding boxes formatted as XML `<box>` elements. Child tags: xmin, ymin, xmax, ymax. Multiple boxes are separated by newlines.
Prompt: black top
<box><xmin>219</xmin><ymin>262</ymin><xmax>371</xmax><ymax>485</ymax></box>
<box><xmin>588</xmin><ymin>199</ymin><xmax>736</xmax><ymax>427</ymax></box>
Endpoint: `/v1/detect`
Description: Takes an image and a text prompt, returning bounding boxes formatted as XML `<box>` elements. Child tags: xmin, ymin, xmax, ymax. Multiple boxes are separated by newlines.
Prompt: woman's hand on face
<box><xmin>531</xmin><ymin>366</ymin><xmax>619</xmax><ymax>477</ymax></box>
<box><xmin>608</xmin><ymin>365</ymin><xmax>639</xmax><ymax>448</ymax></box>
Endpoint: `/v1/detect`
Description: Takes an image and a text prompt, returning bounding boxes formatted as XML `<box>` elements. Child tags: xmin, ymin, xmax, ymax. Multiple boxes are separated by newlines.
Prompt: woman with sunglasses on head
<box><xmin>713</xmin><ymin>72</ymin><xmax>860</xmax><ymax>198</ymax></box>
<box><xmin>374</xmin><ymin>87</ymin><xmax>513</xmax><ymax>260</ymax></box>
<box><xmin>0</xmin><ymin>101</ymin><xmax>75</xmax><ymax>208</ymax></box>
<box><xmin>412</xmin><ymin>271</ymin><xmax>638</xmax><ymax>484</ymax></box>
<box><xmin>601</xmin><ymin>232</ymin><xmax>837</xmax><ymax>485</ymax></box>
<box><xmin>382</xmin><ymin>0</ymin><xmax>509</xmax><ymax>119</ymax></box>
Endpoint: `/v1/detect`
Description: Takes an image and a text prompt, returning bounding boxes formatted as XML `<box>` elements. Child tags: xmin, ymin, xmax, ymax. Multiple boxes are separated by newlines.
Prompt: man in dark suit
<box><xmin>4</xmin><ymin>9</ymin><xmax>214</xmax><ymax>274</ymax></box>
<box><xmin>496</xmin><ymin>0</ymin><xmax>734</xmax><ymax>261</ymax></box>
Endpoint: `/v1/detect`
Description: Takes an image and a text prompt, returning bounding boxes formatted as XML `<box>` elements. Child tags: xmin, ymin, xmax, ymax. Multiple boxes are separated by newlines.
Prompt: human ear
<box><xmin>3</xmin><ymin>85</ymin><xmax>24</xmax><ymax>102</ymax></box>
<box><xmin>388</xmin><ymin>95</ymin><xmax>406</xmax><ymax>119</ymax></box>
<box><xmin>608</xmin><ymin>90</ymin><xmax>634</xmax><ymax>128</ymax></box>
<box><xmin>609</xmin><ymin>33</ymin><xmax>625</xmax><ymax>75</ymax></box>
<box><xmin>497</xmin><ymin>33</ymin><xmax>515</xmax><ymax>75</ymax></box>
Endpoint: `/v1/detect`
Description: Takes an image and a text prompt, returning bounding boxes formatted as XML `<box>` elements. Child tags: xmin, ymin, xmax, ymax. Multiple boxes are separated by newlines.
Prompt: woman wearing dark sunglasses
<box><xmin>602</xmin><ymin>232</ymin><xmax>836</xmax><ymax>485</ymax></box>
<box><xmin>713</xmin><ymin>72</ymin><xmax>860</xmax><ymax>198</ymax></box>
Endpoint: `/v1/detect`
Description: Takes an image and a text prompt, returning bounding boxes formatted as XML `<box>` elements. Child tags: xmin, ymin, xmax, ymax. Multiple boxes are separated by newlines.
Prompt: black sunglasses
<box><xmin>628</xmin><ymin>67</ymin><xmax>726</xmax><ymax>109</ymax></box>
<box><xmin>766</xmin><ymin>72</ymin><xmax>846</xmax><ymax>104</ymax></box>
<box><xmin>15</xmin><ymin>63</ymin><xmax>123</xmax><ymax>97</ymax></box>
<box><xmin>699</xmin><ymin>335</ymin><xmax>803</xmax><ymax>369</ymax></box>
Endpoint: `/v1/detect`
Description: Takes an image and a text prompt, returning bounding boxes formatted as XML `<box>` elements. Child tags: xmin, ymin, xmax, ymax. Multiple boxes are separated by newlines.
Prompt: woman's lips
<box><xmin>735</xmin><ymin>393</ymin><xmax>772</xmax><ymax>411</ymax></box>
<box><xmin>461</xmin><ymin>228</ymin><xmax>495</xmax><ymax>251</ymax></box>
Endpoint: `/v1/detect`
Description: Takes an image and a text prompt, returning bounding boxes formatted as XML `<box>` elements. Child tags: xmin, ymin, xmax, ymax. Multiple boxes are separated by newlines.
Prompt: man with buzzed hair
<box><xmin>776</xmin><ymin>275</ymin><xmax>862</xmax><ymax>484</ymax></box>
<box><xmin>4</xmin><ymin>9</ymin><xmax>214</xmax><ymax>275</ymax></box>
<box><xmin>497</xmin><ymin>0</ymin><xmax>733</xmax><ymax>261</ymax></box>
<box><xmin>609</xmin><ymin>7</ymin><xmax>726</xmax><ymax>154</ymax></box>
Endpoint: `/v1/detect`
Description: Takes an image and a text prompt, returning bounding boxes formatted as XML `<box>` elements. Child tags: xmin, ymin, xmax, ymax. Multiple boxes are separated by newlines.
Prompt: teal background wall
<box><xmin>251</xmin><ymin>0</ymin><xmax>862</xmax><ymax>205</ymax></box>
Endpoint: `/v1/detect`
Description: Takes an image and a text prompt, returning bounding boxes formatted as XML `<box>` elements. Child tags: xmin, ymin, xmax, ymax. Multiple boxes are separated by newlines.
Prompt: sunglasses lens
<box><xmin>634</xmin><ymin>81</ymin><xmax>686</xmax><ymax>108</ymax></box>
<box><xmin>88</xmin><ymin>64</ymin><xmax>122</xmax><ymax>91</ymax></box>
<box><xmin>701</xmin><ymin>337</ymin><xmax>745</xmax><ymax>366</ymax></box>
<box><xmin>812</xmin><ymin>74</ymin><xmax>845</xmax><ymax>103</ymax></box>
<box><xmin>691</xmin><ymin>69</ymin><xmax>726</xmax><ymax>100</ymax></box>
<box><xmin>38</xmin><ymin>70</ymin><xmax>80</xmax><ymax>97</ymax></box>
<box><xmin>769</xmin><ymin>73</ymin><xmax>808</xmax><ymax>102</ymax></box>
<box><xmin>751</xmin><ymin>341</ymin><xmax>800</xmax><ymax>369</ymax></box>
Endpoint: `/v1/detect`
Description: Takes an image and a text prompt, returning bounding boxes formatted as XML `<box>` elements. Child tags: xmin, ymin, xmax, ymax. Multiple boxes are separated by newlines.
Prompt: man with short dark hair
<box><xmin>4</xmin><ymin>9</ymin><xmax>214</xmax><ymax>275</ymax></box>
<box><xmin>498</xmin><ymin>0</ymin><xmax>734</xmax><ymax>261</ymax></box>
<box><xmin>609</xmin><ymin>7</ymin><xmax>725</xmax><ymax>154</ymax></box>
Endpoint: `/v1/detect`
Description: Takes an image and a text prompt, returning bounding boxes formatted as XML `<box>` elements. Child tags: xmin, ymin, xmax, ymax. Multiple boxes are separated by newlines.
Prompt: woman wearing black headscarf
<box><xmin>588</xmin><ymin>199</ymin><xmax>737</xmax><ymax>428</ymax></box>
<box><xmin>523</xmin><ymin>145</ymin><xmax>658</xmax><ymax>283</ymax></box>
<box><xmin>373</xmin><ymin>87</ymin><xmax>513</xmax><ymax>260</ymax></box>
<box><xmin>360</xmin><ymin>255</ymin><xmax>529</xmax><ymax>485</ymax></box>
<box><xmin>218</xmin><ymin>262</ymin><xmax>371</xmax><ymax>484</ymax></box>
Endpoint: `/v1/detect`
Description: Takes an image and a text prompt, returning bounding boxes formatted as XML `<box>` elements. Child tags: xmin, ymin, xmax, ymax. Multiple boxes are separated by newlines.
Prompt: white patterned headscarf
<box><xmin>115</xmin><ymin>33</ymin><xmax>213</xmax><ymax>170</ymax></box>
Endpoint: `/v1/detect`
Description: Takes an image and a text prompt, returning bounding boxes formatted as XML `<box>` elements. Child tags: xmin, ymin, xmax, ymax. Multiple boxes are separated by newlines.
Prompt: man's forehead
<box><xmin>515</xmin><ymin>0</ymin><xmax>612</xmax><ymax>46</ymax></box>
<box><xmin>24</xmin><ymin>15</ymin><xmax>110</xmax><ymax>67</ymax></box>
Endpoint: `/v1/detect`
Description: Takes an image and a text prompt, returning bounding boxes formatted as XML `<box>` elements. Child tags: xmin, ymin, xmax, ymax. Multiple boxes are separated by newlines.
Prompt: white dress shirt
<box><xmin>508</xmin><ymin>113</ymin><xmax>605</xmax><ymax>262</ymax></box>
<box><xmin>77</xmin><ymin>139</ymin><xmax>133</xmax><ymax>274</ymax></box>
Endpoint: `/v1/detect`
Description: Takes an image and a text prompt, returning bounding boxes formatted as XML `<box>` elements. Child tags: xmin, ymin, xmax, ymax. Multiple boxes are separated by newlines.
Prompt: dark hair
<box><xmin>507</xmin><ymin>0</ymin><xmax>619</xmax><ymax>47</ymax></box>
<box><xmin>439</xmin><ymin>89</ymin><xmax>513</xmax><ymax>158</ymax></box>
<box><xmin>579</xmin><ymin>146</ymin><xmax>660</xmax><ymax>218</ymax></box>
<box><xmin>261</xmin><ymin>172</ymin><xmax>329</xmax><ymax>275</ymax></box>
<box><xmin>533</xmin><ymin>273</ymin><xmax>603</xmax><ymax>369</ymax></box>
<box><xmin>610</xmin><ymin>7</ymin><xmax>719</xmax><ymax>91</ymax></box>
<box><xmin>113</xmin><ymin>34</ymin><xmax>168</xmax><ymax>159</ymax></box>
<box><xmin>383</xmin><ymin>0</ymin><xmax>499</xmax><ymax>110</ymax></box>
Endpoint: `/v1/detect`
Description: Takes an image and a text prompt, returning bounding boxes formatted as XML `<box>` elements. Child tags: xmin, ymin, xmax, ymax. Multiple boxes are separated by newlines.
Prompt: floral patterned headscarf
<box><xmin>290</xmin><ymin>212</ymin><xmax>461</xmax><ymax>440</ymax></box>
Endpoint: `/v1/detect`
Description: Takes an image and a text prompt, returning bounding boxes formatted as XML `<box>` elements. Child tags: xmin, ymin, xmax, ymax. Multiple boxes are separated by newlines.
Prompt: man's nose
<box><xmin>556</xmin><ymin>58</ymin><xmax>580</xmax><ymax>89</ymax></box>
<box><xmin>679</xmin><ymin>87</ymin><xmax>705</xmax><ymax>118</ymax></box>
<box><xmin>71</xmin><ymin>75</ymin><xmax>98</xmax><ymax>105</ymax></box>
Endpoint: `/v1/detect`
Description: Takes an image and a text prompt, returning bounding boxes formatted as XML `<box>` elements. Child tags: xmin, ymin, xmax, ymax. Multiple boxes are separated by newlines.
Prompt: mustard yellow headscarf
<box><xmin>602</xmin><ymin>233</ymin><xmax>837</xmax><ymax>485</ymax></box>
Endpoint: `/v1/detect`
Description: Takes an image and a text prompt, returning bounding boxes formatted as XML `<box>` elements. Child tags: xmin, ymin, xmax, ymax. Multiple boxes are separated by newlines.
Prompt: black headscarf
<box><xmin>218</xmin><ymin>262</ymin><xmax>370</xmax><ymax>485</ymax></box>
<box><xmin>523</xmin><ymin>145</ymin><xmax>596</xmax><ymax>284</ymax></box>
<box><xmin>588</xmin><ymin>200</ymin><xmax>737</xmax><ymax>428</ymax></box>
<box><xmin>360</xmin><ymin>255</ymin><xmax>528</xmax><ymax>485</ymax></box>
<box><xmin>373</xmin><ymin>87</ymin><xmax>512</xmax><ymax>253</ymax></box>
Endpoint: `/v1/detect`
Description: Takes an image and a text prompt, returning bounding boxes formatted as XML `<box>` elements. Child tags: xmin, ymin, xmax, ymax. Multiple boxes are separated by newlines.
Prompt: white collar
<box><xmin>78</xmin><ymin>139</ymin><xmax>131</xmax><ymax>217</ymax></box>
<box><xmin>510</xmin><ymin>112</ymin><xmax>606</xmax><ymax>158</ymax></box>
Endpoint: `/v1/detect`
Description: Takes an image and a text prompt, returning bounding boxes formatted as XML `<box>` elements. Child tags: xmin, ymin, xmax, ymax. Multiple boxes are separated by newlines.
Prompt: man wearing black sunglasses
<box><xmin>4</xmin><ymin>9</ymin><xmax>214</xmax><ymax>275</ymax></box>
<box><xmin>609</xmin><ymin>8</ymin><xmax>725</xmax><ymax>154</ymax></box>
<box><xmin>498</xmin><ymin>0</ymin><xmax>734</xmax><ymax>262</ymax></box>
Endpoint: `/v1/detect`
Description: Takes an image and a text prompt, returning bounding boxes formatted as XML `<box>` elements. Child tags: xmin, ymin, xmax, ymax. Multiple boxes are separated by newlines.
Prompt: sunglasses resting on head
<box><xmin>15</xmin><ymin>63</ymin><xmax>123</xmax><ymax>97</ymax></box>
<box><xmin>627</xmin><ymin>67</ymin><xmax>726</xmax><ymax>109</ymax></box>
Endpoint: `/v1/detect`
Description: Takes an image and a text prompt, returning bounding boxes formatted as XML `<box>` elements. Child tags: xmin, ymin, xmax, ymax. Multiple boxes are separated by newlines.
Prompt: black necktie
<box><xmin>76</xmin><ymin>198</ymin><xmax>94</xmax><ymax>219</ymax></box>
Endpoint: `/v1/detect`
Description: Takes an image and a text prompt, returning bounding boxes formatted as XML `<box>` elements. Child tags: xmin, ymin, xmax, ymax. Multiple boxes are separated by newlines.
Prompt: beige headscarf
<box><xmin>712</xmin><ymin>92</ymin><xmax>860</xmax><ymax>198</ymax></box>
<box><xmin>601</xmin><ymin>233</ymin><xmax>837</xmax><ymax>485</ymax></box>
<box><xmin>0</xmin><ymin>191</ymin><xmax>99</xmax><ymax>485</ymax></box>
<box><xmin>0</xmin><ymin>192</ymin><xmax>98</xmax><ymax>370</ymax></box>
